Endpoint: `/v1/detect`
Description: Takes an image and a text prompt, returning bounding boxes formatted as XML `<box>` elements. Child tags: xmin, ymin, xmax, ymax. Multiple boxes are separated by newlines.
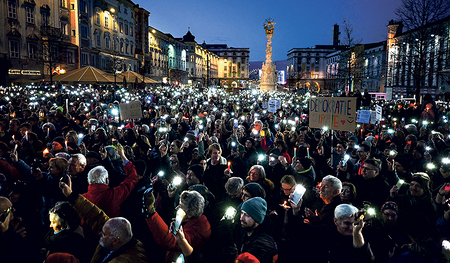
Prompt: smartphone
<box><xmin>342</xmin><ymin>154</ymin><xmax>350</xmax><ymax>166</ymax></box>
<box><xmin>389</xmin><ymin>150</ymin><xmax>398</xmax><ymax>158</ymax></box>
<box><xmin>260</xmin><ymin>130</ymin><xmax>265</xmax><ymax>137</ymax></box>
<box><xmin>172</xmin><ymin>208</ymin><xmax>186</xmax><ymax>235</ymax></box>
<box><xmin>234</xmin><ymin>120</ymin><xmax>238</xmax><ymax>128</ymax></box>
<box><xmin>224</xmin><ymin>207</ymin><xmax>237</xmax><ymax>220</ymax></box>
<box><xmin>402</xmin><ymin>117</ymin><xmax>405</xmax><ymax>122</ymax></box>
<box><xmin>91</xmin><ymin>125</ymin><xmax>96</xmax><ymax>132</ymax></box>
<box><xmin>291</xmin><ymin>185</ymin><xmax>306</xmax><ymax>205</ymax></box>
<box><xmin>231</xmin><ymin>141</ymin><xmax>237</xmax><ymax>152</ymax></box>
<box><xmin>78</xmin><ymin>134</ymin><xmax>85</xmax><ymax>146</ymax></box>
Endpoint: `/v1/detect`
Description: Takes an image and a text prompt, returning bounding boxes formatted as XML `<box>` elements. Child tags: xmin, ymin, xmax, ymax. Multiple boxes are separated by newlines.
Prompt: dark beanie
<box><xmin>244</xmin><ymin>183</ymin><xmax>266</xmax><ymax>199</ymax></box>
<box><xmin>395</xmin><ymin>155</ymin><xmax>411</xmax><ymax>171</ymax></box>
<box><xmin>242</xmin><ymin>197</ymin><xmax>267</xmax><ymax>224</ymax></box>
<box><xmin>411</xmin><ymin>173</ymin><xmax>431</xmax><ymax>193</ymax></box>
<box><xmin>314</xmin><ymin>131</ymin><xmax>322</xmax><ymax>139</ymax></box>
<box><xmin>298</xmin><ymin>157</ymin><xmax>312</xmax><ymax>169</ymax></box>
<box><xmin>188</xmin><ymin>164</ymin><xmax>204</xmax><ymax>183</ymax></box>
<box><xmin>53</xmin><ymin>136</ymin><xmax>66</xmax><ymax>147</ymax></box>
<box><xmin>349</xmin><ymin>136</ymin><xmax>358</xmax><ymax>143</ymax></box>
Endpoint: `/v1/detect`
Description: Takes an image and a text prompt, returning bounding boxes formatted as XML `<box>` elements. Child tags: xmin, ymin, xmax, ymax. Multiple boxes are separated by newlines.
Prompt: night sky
<box><xmin>141</xmin><ymin>0</ymin><xmax>403</xmax><ymax>62</ymax></box>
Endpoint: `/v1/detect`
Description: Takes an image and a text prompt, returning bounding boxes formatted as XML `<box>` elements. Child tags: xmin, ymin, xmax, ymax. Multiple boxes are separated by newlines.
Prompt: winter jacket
<box><xmin>82</xmin><ymin>161</ymin><xmax>138</xmax><ymax>217</ymax></box>
<box><xmin>68</xmin><ymin>193</ymin><xmax>148</xmax><ymax>263</ymax></box>
<box><xmin>145</xmin><ymin>211</ymin><xmax>211</xmax><ymax>263</ymax></box>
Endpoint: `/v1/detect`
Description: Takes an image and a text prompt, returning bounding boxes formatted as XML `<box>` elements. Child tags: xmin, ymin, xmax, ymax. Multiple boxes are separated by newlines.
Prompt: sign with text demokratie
<box><xmin>309</xmin><ymin>97</ymin><xmax>357</xmax><ymax>132</ymax></box>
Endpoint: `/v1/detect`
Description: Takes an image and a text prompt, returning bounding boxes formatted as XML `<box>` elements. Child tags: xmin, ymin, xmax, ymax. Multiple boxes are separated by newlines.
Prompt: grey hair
<box><xmin>334</xmin><ymin>204</ymin><xmax>359</xmax><ymax>220</ymax></box>
<box><xmin>323</xmin><ymin>175</ymin><xmax>342</xmax><ymax>194</ymax></box>
<box><xmin>141</xmin><ymin>124</ymin><xmax>150</xmax><ymax>134</ymax></box>
<box><xmin>106</xmin><ymin>217</ymin><xmax>133</xmax><ymax>244</ymax></box>
<box><xmin>225</xmin><ymin>177</ymin><xmax>244</xmax><ymax>194</ymax></box>
<box><xmin>105</xmin><ymin>146</ymin><xmax>120</xmax><ymax>161</ymax></box>
<box><xmin>248</xmin><ymin>165</ymin><xmax>266</xmax><ymax>179</ymax></box>
<box><xmin>70</xmin><ymin>153</ymin><xmax>87</xmax><ymax>167</ymax></box>
<box><xmin>180</xmin><ymin>190</ymin><xmax>205</xmax><ymax>218</ymax></box>
<box><xmin>88</xmin><ymin>166</ymin><xmax>108</xmax><ymax>185</ymax></box>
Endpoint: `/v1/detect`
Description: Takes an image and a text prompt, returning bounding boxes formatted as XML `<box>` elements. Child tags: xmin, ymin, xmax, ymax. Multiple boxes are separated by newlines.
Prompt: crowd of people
<box><xmin>1</xmin><ymin>84</ymin><xmax>450</xmax><ymax>262</ymax></box>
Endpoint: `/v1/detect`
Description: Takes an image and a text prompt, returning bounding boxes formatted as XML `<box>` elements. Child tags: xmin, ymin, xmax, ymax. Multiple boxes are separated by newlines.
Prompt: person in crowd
<box><xmin>68</xmin><ymin>153</ymin><xmax>89</xmax><ymax>194</ymax></box>
<box><xmin>143</xmin><ymin>189</ymin><xmax>211</xmax><ymax>263</ymax></box>
<box><xmin>235</xmin><ymin>197</ymin><xmax>277</xmax><ymax>263</ymax></box>
<box><xmin>203</xmin><ymin>143</ymin><xmax>228</xmax><ymax>202</ymax></box>
<box><xmin>43</xmin><ymin>201</ymin><xmax>87</xmax><ymax>262</ymax></box>
<box><xmin>351</xmin><ymin>157</ymin><xmax>391</xmax><ymax>209</ymax></box>
<box><xmin>82</xmin><ymin>143</ymin><xmax>138</xmax><ymax>217</ymax></box>
<box><xmin>304</xmin><ymin>175</ymin><xmax>342</xmax><ymax>226</ymax></box>
<box><xmin>59</xmin><ymin>176</ymin><xmax>148</xmax><ymax>263</ymax></box>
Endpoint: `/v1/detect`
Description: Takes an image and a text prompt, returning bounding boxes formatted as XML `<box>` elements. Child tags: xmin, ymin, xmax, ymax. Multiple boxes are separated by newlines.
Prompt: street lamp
<box><xmin>110</xmin><ymin>8</ymin><xmax>115</xmax><ymax>13</ymax></box>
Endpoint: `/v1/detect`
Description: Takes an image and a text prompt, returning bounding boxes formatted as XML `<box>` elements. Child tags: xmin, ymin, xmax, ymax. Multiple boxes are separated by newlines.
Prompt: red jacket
<box><xmin>82</xmin><ymin>161</ymin><xmax>138</xmax><ymax>217</ymax></box>
<box><xmin>146</xmin><ymin>212</ymin><xmax>211</xmax><ymax>263</ymax></box>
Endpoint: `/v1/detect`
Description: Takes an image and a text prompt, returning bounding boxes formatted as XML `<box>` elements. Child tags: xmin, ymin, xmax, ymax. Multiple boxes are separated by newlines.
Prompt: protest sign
<box><xmin>309</xmin><ymin>97</ymin><xmax>357</xmax><ymax>132</ymax></box>
<box><xmin>268</xmin><ymin>99</ymin><xmax>277</xmax><ymax>113</ymax></box>
<box><xmin>262</xmin><ymin>101</ymin><xmax>268</xmax><ymax>109</ymax></box>
<box><xmin>119</xmin><ymin>101</ymin><xmax>142</xmax><ymax>120</ymax></box>
<box><xmin>356</xmin><ymin>110</ymin><xmax>371</xmax><ymax>124</ymax></box>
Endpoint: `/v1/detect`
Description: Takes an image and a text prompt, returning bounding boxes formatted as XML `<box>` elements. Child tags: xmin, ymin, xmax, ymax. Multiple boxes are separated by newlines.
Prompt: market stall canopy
<box><xmin>51</xmin><ymin>66</ymin><xmax>114</xmax><ymax>83</ymax></box>
<box><xmin>116</xmin><ymin>70</ymin><xmax>158</xmax><ymax>84</ymax></box>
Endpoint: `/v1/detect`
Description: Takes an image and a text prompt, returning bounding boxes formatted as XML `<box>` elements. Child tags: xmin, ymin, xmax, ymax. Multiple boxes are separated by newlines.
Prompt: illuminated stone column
<box><xmin>260</xmin><ymin>18</ymin><xmax>277</xmax><ymax>92</ymax></box>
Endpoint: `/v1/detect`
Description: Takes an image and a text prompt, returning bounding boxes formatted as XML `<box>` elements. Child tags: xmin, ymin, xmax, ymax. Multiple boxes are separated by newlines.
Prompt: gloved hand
<box><xmin>142</xmin><ymin>188</ymin><xmax>156</xmax><ymax>218</ymax></box>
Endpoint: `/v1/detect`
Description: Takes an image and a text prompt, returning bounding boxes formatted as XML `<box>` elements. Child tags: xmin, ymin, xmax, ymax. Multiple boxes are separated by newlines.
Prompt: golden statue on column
<box><xmin>260</xmin><ymin>18</ymin><xmax>277</xmax><ymax>92</ymax></box>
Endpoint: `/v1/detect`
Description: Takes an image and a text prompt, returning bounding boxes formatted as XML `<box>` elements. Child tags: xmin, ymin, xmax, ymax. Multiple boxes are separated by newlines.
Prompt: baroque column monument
<box><xmin>260</xmin><ymin>18</ymin><xmax>278</xmax><ymax>92</ymax></box>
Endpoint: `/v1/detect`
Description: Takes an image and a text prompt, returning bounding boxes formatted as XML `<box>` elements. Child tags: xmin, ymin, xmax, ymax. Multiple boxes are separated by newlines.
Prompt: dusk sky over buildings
<box><xmin>142</xmin><ymin>0</ymin><xmax>403</xmax><ymax>62</ymax></box>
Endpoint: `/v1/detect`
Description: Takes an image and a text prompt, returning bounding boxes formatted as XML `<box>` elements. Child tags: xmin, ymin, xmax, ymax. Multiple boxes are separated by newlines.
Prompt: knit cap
<box><xmin>187</xmin><ymin>164</ymin><xmax>204</xmax><ymax>183</ymax></box>
<box><xmin>411</xmin><ymin>172</ymin><xmax>431</xmax><ymax>193</ymax></box>
<box><xmin>241</xmin><ymin>197</ymin><xmax>267</xmax><ymax>224</ymax></box>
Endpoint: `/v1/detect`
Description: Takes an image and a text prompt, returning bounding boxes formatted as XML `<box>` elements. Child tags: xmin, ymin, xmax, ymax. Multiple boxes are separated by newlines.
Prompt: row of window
<box><xmin>95</xmin><ymin>14</ymin><xmax>134</xmax><ymax>36</ymax></box>
<box><xmin>95</xmin><ymin>34</ymin><xmax>134</xmax><ymax>55</ymax></box>
<box><xmin>9</xmin><ymin>39</ymin><xmax>76</xmax><ymax>65</ymax></box>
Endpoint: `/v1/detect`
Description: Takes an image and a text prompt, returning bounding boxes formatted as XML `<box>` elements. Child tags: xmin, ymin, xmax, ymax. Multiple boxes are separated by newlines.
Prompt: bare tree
<box><xmin>393</xmin><ymin>0</ymin><xmax>450</xmax><ymax>100</ymax></box>
<box><xmin>334</xmin><ymin>18</ymin><xmax>364</xmax><ymax>93</ymax></box>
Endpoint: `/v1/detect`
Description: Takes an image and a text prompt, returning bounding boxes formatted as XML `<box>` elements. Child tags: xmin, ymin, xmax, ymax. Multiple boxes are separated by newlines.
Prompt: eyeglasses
<box><xmin>362</xmin><ymin>167</ymin><xmax>376</xmax><ymax>171</ymax></box>
<box><xmin>281</xmin><ymin>186</ymin><xmax>293</xmax><ymax>192</ymax></box>
<box><xmin>0</xmin><ymin>207</ymin><xmax>12</xmax><ymax>222</ymax></box>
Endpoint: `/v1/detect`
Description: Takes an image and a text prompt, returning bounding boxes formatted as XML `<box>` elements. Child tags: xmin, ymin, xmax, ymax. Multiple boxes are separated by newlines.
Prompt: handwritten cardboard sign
<box><xmin>309</xmin><ymin>97</ymin><xmax>357</xmax><ymax>132</ymax></box>
<box><xmin>119</xmin><ymin>101</ymin><xmax>143</xmax><ymax>120</ymax></box>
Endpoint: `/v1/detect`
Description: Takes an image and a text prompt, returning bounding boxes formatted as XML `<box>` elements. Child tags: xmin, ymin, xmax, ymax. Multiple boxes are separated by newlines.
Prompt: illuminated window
<box><xmin>60</xmin><ymin>0</ymin><xmax>67</xmax><ymax>8</ymax></box>
<box><xmin>105</xmin><ymin>16</ymin><xmax>109</xmax><ymax>28</ymax></box>
<box><xmin>126</xmin><ymin>43</ymin><xmax>129</xmax><ymax>54</ymax></box>
<box><xmin>130</xmin><ymin>27</ymin><xmax>133</xmax><ymax>36</ymax></box>
<box><xmin>119</xmin><ymin>23</ymin><xmax>123</xmax><ymax>33</ymax></box>
<box><xmin>9</xmin><ymin>40</ymin><xmax>20</xmax><ymax>58</ymax></box>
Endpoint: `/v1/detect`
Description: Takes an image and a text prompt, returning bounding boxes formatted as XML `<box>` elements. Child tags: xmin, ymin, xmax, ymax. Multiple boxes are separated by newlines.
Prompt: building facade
<box><xmin>206</xmin><ymin>44</ymin><xmax>249</xmax><ymax>89</ymax></box>
<box><xmin>287</xmin><ymin>46</ymin><xmax>343</xmax><ymax>93</ymax></box>
<box><xmin>386</xmin><ymin>18</ymin><xmax>450</xmax><ymax>99</ymax></box>
<box><xmin>2</xmin><ymin>0</ymin><xmax>79</xmax><ymax>83</ymax></box>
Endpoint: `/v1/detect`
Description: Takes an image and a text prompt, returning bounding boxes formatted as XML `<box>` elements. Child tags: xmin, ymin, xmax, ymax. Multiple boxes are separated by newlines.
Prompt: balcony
<box><xmin>41</xmin><ymin>26</ymin><xmax>62</xmax><ymax>38</ymax></box>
